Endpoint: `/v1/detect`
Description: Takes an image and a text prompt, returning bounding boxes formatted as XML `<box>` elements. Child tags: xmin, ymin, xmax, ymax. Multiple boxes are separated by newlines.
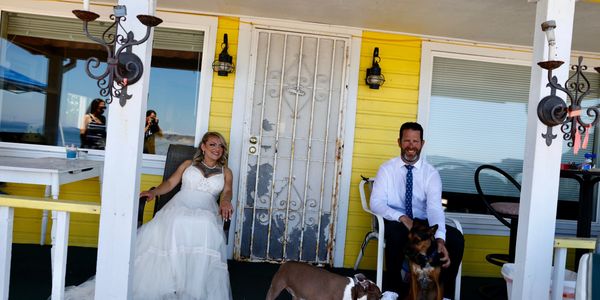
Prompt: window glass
<box><xmin>426</xmin><ymin>56</ymin><xmax>600</xmax><ymax>220</ymax></box>
<box><xmin>0</xmin><ymin>12</ymin><xmax>203</xmax><ymax>155</ymax></box>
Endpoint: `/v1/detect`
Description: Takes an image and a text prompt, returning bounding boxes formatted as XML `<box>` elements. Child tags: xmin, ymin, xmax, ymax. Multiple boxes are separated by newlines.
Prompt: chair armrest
<box><xmin>359</xmin><ymin>178</ymin><xmax>383</xmax><ymax>230</ymax></box>
<box><xmin>446</xmin><ymin>216</ymin><xmax>463</xmax><ymax>233</ymax></box>
<box><xmin>223</xmin><ymin>219</ymin><xmax>231</xmax><ymax>244</ymax></box>
<box><xmin>359</xmin><ymin>179</ymin><xmax>376</xmax><ymax>215</ymax></box>
<box><xmin>137</xmin><ymin>187</ymin><xmax>156</xmax><ymax>228</ymax></box>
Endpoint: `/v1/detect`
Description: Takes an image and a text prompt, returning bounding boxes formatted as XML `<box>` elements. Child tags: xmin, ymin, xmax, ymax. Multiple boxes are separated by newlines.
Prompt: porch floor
<box><xmin>8</xmin><ymin>243</ymin><xmax>507</xmax><ymax>299</ymax></box>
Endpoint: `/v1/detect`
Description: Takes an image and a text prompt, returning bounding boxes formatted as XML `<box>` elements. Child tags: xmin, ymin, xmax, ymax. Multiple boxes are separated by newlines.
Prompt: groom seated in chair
<box><xmin>370</xmin><ymin>121</ymin><xmax>464</xmax><ymax>299</ymax></box>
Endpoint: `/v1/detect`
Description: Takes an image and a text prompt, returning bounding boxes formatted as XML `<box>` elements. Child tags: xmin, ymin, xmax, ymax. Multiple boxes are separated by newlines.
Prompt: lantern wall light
<box><xmin>537</xmin><ymin>20</ymin><xmax>600</xmax><ymax>153</ymax></box>
<box><xmin>212</xmin><ymin>34</ymin><xmax>234</xmax><ymax>76</ymax></box>
<box><xmin>365</xmin><ymin>47</ymin><xmax>385</xmax><ymax>89</ymax></box>
<box><xmin>72</xmin><ymin>5</ymin><xmax>162</xmax><ymax>106</ymax></box>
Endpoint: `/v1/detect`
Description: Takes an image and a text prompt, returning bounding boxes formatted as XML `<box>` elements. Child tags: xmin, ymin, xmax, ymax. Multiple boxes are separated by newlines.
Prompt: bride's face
<box><xmin>201</xmin><ymin>136</ymin><xmax>225</xmax><ymax>162</ymax></box>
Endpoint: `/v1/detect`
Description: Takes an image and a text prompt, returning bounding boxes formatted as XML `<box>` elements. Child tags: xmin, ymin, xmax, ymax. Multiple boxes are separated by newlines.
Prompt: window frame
<box><xmin>417</xmin><ymin>41</ymin><xmax>600</xmax><ymax>237</ymax></box>
<box><xmin>0</xmin><ymin>3</ymin><xmax>218</xmax><ymax>175</ymax></box>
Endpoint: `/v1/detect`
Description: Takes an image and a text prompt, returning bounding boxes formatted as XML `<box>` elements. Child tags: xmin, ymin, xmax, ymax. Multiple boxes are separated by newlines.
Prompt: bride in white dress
<box><xmin>64</xmin><ymin>132</ymin><xmax>234</xmax><ymax>300</ymax></box>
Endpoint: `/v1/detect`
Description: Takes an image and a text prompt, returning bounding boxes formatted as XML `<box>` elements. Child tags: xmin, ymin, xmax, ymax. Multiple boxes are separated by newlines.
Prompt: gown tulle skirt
<box><xmin>63</xmin><ymin>169</ymin><xmax>232</xmax><ymax>300</ymax></box>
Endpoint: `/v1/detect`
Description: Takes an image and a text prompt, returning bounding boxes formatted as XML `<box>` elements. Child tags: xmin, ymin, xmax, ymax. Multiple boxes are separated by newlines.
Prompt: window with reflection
<box><xmin>426</xmin><ymin>56</ymin><xmax>600</xmax><ymax>221</ymax></box>
<box><xmin>0</xmin><ymin>12</ymin><xmax>203</xmax><ymax>155</ymax></box>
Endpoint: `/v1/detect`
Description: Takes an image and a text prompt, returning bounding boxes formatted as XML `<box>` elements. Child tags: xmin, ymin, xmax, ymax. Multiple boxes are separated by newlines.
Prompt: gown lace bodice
<box><xmin>180</xmin><ymin>165</ymin><xmax>224</xmax><ymax>199</ymax></box>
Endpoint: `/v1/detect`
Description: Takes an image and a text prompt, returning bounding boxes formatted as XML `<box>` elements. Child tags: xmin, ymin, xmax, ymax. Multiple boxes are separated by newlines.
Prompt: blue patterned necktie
<box><xmin>405</xmin><ymin>165</ymin><xmax>414</xmax><ymax>218</ymax></box>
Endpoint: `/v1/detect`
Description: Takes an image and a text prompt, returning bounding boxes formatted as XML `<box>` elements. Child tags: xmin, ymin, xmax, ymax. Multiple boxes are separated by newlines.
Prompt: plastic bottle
<box><xmin>582</xmin><ymin>153</ymin><xmax>595</xmax><ymax>171</ymax></box>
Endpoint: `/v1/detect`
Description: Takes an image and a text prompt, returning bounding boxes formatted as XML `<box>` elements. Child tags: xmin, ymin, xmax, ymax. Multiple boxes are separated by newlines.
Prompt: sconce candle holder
<box><xmin>537</xmin><ymin>20</ymin><xmax>600</xmax><ymax>153</ymax></box>
<box><xmin>538</xmin><ymin>56</ymin><xmax>600</xmax><ymax>150</ymax></box>
<box><xmin>212</xmin><ymin>34</ymin><xmax>234</xmax><ymax>76</ymax></box>
<box><xmin>72</xmin><ymin>6</ymin><xmax>162</xmax><ymax>106</ymax></box>
<box><xmin>366</xmin><ymin>47</ymin><xmax>385</xmax><ymax>89</ymax></box>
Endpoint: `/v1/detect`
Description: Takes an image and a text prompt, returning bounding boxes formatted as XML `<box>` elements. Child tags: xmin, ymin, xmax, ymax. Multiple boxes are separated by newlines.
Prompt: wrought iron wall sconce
<box><xmin>72</xmin><ymin>5</ymin><xmax>162</xmax><ymax>106</ymax></box>
<box><xmin>366</xmin><ymin>47</ymin><xmax>385</xmax><ymax>89</ymax></box>
<box><xmin>212</xmin><ymin>34</ymin><xmax>234</xmax><ymax>76</ymax></box>
<box><xmin>537</xmin><ymin>20</ymin><xmax>600</xmax><ymax>152</ymax></box>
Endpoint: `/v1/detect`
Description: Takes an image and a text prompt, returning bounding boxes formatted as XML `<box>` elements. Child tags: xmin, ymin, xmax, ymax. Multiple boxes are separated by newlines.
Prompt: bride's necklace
<box><xmin>197</xmin><ymin>160</ymin><xmax>222</xmax><ymax>178</ymax></box>
<box><xmin>201</xmin><ymin>160</ymin><xmax>217</xmax><ymax>169</ymax></box>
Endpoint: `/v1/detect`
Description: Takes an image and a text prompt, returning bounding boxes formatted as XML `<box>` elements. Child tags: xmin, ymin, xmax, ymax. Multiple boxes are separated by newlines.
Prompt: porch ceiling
<box><xmin>99</xmin><ymin>0</ymin><xmax>600</xmax><ymax>53</ymax></box>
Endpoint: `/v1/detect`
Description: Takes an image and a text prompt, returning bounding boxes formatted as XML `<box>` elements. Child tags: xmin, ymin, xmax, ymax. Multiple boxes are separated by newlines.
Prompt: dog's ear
<box><xmin>429</xmin><ymin>224</ymin><xmax>439</xmax><ymax>236</ymax></box>
<box><xmin>354</xmin><ymin>273</ymin><xmax>367</xmax><ymax>283</ymax></box>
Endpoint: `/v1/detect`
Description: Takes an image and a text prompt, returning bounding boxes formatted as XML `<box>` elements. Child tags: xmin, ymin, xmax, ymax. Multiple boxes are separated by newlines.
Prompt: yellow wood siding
<box><xmin>463</xmin><ymin>235</ymin><xmax>510</xmax><ymax>277</ymax></box>
<box><xmin>5</xmin><ymin>174</ymin><xmax>162</xmax><ymax>246</ymax></box>
<box><xmin>345</xmin><ymin>31</ymin><xmax>422</xmax><ymax>271</ymax></box>
<box><xmin>208</xmin><ymin>17</ymin><xmax>239</xmax><ymax>141</ymax></box>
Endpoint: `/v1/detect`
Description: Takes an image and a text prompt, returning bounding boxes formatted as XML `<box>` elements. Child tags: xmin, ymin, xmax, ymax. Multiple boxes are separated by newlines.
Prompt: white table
<box><xmin>0</xmin><ymin>156</ymin><xmax>103</xmax><ymax>245</ymax></box>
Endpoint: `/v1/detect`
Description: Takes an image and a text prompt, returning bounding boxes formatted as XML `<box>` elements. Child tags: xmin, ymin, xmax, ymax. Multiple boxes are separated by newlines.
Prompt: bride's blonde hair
<box><xmin>192</xmin><ymin>132</ymin><xmax>228</xmax><ymax>166</ymax></box>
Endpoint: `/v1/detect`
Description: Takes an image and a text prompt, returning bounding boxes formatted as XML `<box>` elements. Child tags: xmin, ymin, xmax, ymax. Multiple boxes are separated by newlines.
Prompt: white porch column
<box><xmin>512</xmin><ymin>0</ymin><xmax>575</xmax><ymax>299</ymax></box>
<box><xmin>94</xmin><ymin>0</ymin><xmax>155</xmax><ymax>299</ymax></box>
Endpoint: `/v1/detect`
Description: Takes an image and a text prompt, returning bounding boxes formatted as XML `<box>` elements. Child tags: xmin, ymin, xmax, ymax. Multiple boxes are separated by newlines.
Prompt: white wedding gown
<box><xmin>64</xmin><ymin>165</ymin><xmax>232</xmax><ymax>300</ymax></box>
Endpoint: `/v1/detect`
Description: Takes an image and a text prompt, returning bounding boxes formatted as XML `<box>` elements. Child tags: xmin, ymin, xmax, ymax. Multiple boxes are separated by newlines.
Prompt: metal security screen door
<box><xmin>235</xmin><ymin>29</ymin><xmax>349</xmax><ymax>264</ymax></box>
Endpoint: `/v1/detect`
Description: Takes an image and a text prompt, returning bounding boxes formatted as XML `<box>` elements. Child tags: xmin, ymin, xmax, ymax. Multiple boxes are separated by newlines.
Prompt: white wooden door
<box><xmin>234</xmin><ymin>29</ymin><xmax>349</xmax><ymax>264</ymax></box>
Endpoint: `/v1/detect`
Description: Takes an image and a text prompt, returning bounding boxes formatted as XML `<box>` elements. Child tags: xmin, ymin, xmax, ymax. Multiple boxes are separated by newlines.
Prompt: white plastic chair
<box><xmin>573</xmin><ymin>239</ymin><xmax>599</xmax><ymax>300</ymax></box>
<box><xmin>575</xmin><ymin>253</ymin><xmax>591</xmax><ymax>300</ymax></box>
<box><xmin>354</xmin><ymin>177</ymin><xmax>386</xmax><ymax>289</ymax></box>
<box><xmin>353</xmin><ymin>176</ymin><xmax>463</xmax><ymax>300</ymax></box>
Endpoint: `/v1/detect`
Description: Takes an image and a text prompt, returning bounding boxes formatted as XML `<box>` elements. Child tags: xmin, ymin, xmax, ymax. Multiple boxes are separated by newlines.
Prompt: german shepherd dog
<box><xmin>405</xmin><ymin>219</ymin><xmax>443</xmax><ymax>300</ymax></box>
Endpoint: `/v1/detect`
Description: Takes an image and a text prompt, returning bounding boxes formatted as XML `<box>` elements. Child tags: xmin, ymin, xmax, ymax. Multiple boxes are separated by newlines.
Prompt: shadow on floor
<box><xmin>9</xmin><ymin>244</ymin><xmax>506</xmax><ymax>299</ymax></box>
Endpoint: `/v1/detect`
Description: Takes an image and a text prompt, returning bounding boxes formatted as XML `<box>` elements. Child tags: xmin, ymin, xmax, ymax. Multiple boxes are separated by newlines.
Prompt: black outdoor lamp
<box><xmin>537</xmin><ymin>20</ymin><xmax>600</xmax><ymax>151</ymax></box>
<box><xmin>212</xmin><ymin>34</ymin><xmax>234</xmax><ymax>76</ymax></box>
<box><xmin>72</xmin><ymin>5</ymin><xmax>162</xmax><ymax>107</ymax></box>
<box><xmin>366</xmin><ymin>47</ymin><xmax>385</xmax><ymax>89</ymax></box>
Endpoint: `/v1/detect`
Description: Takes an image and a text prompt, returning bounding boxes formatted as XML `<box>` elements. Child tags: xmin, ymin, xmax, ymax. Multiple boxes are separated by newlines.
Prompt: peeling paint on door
<box><xmin>235</xmin><ymin>29</ymin><xmax>349</xmax><ymax>265</ymax></box>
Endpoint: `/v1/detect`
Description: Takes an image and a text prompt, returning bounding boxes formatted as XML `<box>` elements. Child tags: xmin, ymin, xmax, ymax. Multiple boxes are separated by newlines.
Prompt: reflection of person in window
<box><xmin>144</xmin><ymin>109</ymin><xmax>162</xmax><ymax>154</ymax></box>
<box><xmin>80</xmin><ymin>98</ymin><xmax>106</xmax><ymax>149</ymax></box>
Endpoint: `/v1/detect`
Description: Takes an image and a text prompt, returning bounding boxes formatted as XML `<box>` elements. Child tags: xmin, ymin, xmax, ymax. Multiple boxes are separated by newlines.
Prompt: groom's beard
<box><xmin>401</xmin><ymin>151</ymin><xmax>420</xmax><ymax>164</ymax></box>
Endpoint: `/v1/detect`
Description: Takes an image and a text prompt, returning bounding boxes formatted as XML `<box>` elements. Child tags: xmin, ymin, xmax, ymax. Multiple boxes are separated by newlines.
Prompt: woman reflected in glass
<box><xmin>80</xmin><ymin>98</ymin><xmax>106</xmax><ymax>149</ymax></box>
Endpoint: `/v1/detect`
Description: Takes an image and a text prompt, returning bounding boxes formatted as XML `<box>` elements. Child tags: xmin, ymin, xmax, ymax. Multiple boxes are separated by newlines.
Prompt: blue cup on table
<box><xmin>66</xmin><ymin>145</ymin><xmax>77</xmax><ymax>159</ymax></box>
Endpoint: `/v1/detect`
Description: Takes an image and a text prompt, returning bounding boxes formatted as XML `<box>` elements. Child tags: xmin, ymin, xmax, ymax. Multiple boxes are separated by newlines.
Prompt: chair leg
<box><xmin>455</xmin><ymin>262</ymin><xmax>462</xmax><ymax>300</ymax></box>
<box><xmin>508</xmin><ymin>218</ymin><xmax>518</xmax><ymax>263</ymax></box>
<box><xmin>354</xmin><ymin>231</ymin><xmax>378</xmax><ymax>270</ymax></box>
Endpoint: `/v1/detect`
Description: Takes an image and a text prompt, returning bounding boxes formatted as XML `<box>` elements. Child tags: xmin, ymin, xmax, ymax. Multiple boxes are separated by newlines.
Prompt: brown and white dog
<box><xmin>265</xmin><ymin>261</ymin><xmax>382</xmax><ymax>300</ymax></box>
<box><xmin>406</xmin><ymin>219</ymin><xmax>443</xmax><ymax>300</ymax></box>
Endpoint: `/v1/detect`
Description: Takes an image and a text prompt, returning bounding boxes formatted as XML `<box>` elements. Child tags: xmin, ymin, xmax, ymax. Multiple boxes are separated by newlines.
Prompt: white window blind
<box><xmin>6</xmin><ymin>12</ymin><xmax>203</xmax><ymax>52</ymax></box>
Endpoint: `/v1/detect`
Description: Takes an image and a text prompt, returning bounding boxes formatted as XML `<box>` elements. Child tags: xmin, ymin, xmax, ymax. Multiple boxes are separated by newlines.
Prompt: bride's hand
<box><xmin>139</xmin><ymin>190</ymin><xmax>156</xmax><ymax>201</ymax></box>
<box><xmin>220</xmin><ymin>200</ymin><xmax>233</xmax><ymax>220</ymax></box>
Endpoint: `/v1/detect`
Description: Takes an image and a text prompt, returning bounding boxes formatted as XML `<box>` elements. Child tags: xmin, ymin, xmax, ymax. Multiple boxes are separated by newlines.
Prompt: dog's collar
<box><xmin>350</xmin><ymin>275</ymin><xmax>377</xmax><ymax>300</ymax></box>
<box><xmin>352</xmin><ymin>274</ymin><xmax>373</xmax><ymax>289</ymax></box>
